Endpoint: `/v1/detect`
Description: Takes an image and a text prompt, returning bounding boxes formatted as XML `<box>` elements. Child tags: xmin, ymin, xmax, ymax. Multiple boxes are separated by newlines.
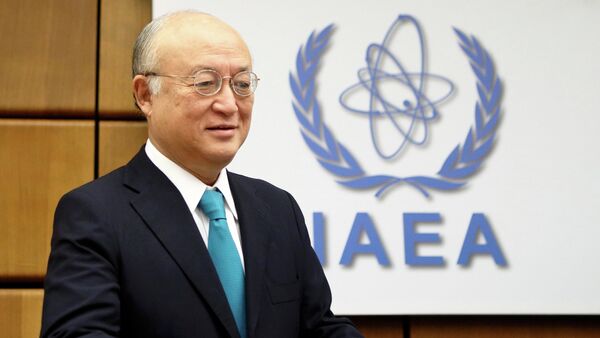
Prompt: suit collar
<box><xmin>143</xmin><ymin>141</ymin><xmax>239</xmax><ymax>221</ymax></box>
<box><xmin>227</xmin><ymin>172</ymin><xmax>272</xmax><ymax>338</ymax></box>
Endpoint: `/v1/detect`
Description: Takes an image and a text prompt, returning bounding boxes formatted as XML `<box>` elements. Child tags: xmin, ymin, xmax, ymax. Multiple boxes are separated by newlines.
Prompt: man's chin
<box><xmin>204</xmin><ymin>148</ymin><xmax>239</xmax><ymax>169</ymax></box>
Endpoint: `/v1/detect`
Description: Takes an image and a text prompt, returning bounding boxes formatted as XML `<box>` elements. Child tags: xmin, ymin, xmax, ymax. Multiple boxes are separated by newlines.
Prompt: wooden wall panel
<box><xmin>0</xmin><ymin>289</ymin><xmax>43</xmax><ymax>338</ymax></box>
<box><xmin>410</xmin><ymin>316</ymin><xmax>600</xmax><ymax>338</ymax></box>
<box><xmin>0</xmin><ymin>0</ymin><xmax>97</xmax><ymax>116</ymax></box>
<box><xmin>0</xmin><ymin>120</ymin><xmax>94</xmax><ymax>280</ymax></box>
<box><xmin>99</xmin><ymin>0</ymin><xmax>152</xmax><ymax>117</ymax></box>
<box><xmin>350</xmin><ymin>316</ymin><xmax>405</xmax><ymax>338</ymax></box>
<box><xmin>99</xmin><ymin>121</ymin><xmax>148</xmax><ymax>176</ymax></box>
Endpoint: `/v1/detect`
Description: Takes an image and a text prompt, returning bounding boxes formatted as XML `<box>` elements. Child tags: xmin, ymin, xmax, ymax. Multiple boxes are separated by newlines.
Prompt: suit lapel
<box><xmin>123</xmin><ymin>150</ymin><xmax>240</xmax><ymax>338</ymax></box>
<box><xmin>227</xmin><ymin>172</ymin><xmax>272</xmax><ymax>338</ymax></box>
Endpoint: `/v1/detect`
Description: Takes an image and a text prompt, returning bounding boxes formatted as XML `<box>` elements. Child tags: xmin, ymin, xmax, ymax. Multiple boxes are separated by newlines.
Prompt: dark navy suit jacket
<box><xmin>41</xmin><ymin>149</ymin><xmax>362</xmax><ymax>338</ymax></box>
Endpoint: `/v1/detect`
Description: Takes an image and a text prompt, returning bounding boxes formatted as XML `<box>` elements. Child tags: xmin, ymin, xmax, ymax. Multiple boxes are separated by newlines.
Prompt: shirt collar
<box><xmin>145</xmin><ymin>139</ymin><xmax>238</xmax><ymax>220</ymax></box>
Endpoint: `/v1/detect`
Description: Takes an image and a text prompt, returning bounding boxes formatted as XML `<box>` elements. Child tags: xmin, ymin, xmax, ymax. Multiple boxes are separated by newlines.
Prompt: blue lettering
<box><xmin>312</xmin><ymin>212</ymin><xmax>326</xmax><ymax>265</ymax></box>
<box><xmin>457</xmin><ymin>213</ymin><xmax>507</xmax><ymax>266</ymax></box>
<box><xmin>339</xmin><ymin>212</ymin><xmax>390</xmax><ymax>266</ymax></box>
<box><xmin>404</xmin><ymin>213</ymin><xmax>445</xmax><ymax>266</ymax></box>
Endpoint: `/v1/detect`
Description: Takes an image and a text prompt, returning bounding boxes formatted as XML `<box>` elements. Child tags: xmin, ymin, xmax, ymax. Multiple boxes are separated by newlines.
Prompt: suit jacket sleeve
<box><xmin>285</xmin><ymin>192</ymin><xmax>364</xmax><ymax>338</ymax></box>
<box><xmin>41</xmin><ymin>188</ymin><xmax>120</xmax><ymax>337</ymax></box>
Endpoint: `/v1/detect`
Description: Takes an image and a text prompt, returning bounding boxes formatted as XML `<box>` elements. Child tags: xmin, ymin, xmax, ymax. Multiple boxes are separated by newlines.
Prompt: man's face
<box><xmin>144</xmin><ymin>16</ymin><xmax>254</xmax><ymax>182</ymax></box>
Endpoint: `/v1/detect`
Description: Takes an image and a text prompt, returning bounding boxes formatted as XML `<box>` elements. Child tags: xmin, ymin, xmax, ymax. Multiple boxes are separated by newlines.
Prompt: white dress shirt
<box><xmin>145</xmin><ymin>140</ymin><xmax>245</xmax><ymax>270</ymax></box>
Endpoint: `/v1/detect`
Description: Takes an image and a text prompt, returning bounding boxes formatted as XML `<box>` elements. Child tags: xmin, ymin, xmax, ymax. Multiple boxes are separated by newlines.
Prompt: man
<box><xmin>41</xmin><ymin>10</ymin><xmax>363</xmax><ymax>338</ymax></box>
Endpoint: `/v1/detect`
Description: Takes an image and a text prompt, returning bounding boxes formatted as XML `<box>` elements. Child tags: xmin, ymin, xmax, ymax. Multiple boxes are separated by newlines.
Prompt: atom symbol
<box><xmin>339</xmin><ymin>15</ymin><xmax>455</xmax><ymax>160</ymax></box>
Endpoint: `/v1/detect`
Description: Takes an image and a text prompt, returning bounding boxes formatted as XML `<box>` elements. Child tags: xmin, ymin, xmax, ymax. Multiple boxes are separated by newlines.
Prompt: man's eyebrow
<box><xmin>188</xmin><ymin>65</ymin><xmax>216</xmax><ymax>74</ymax></box>
<box><xmin>188</xmin><ymin>65</ymin><xmax>251</xmax><ymax>74</ymax></box>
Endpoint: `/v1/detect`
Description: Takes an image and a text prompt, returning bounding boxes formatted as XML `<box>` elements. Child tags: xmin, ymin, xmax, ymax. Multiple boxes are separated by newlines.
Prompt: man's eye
<box><xmin>195</xmin><ymin>81</ymin><xmax>215</xmax><ymax>88</ymax></box>
<box><xmin>234</xmin><ymin>81</ymin><xmax>251</xmax><ymax>89</ymax></box>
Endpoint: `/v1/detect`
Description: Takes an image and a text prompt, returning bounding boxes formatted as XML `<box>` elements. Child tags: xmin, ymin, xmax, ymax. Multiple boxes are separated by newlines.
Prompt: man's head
<box><xmin>132</xmin><ymin>11</ymin><xmax>255</xmax><ymax>185</ymax></box>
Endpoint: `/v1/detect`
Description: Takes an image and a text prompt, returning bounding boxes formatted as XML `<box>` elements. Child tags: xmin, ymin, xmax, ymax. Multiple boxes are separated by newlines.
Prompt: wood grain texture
<box><xmin>0</xmin><ymin>0</ymin><xmax>97</xmax><ymax>116</ymax></box>
<box><xmin>0</xmin><ymin>289</ymin><xmax>44</xmax><ymax>338</ymax></box>
<box><xmin>410</xmin><ymin>316</ymin><xmax>600</xmax><ymax>338</ymax></box>
<box><xmin>99</xmin><ymin>0</ymin><xmax>152</xmax><ymax>117</ymax></box>
<box><xmin>99</xmin><ymin>120</ymin><xmax>148</xmax><ymax>176</ymax></box>
<box><xmin>350</xmin><ymin>316</ymin><xmax>405</xmax><ymax>338</ymax></box>
<box><xmin>0</xmin><ymin>120</ymin><xmax>94</xmax><ymax>280</ymax></box>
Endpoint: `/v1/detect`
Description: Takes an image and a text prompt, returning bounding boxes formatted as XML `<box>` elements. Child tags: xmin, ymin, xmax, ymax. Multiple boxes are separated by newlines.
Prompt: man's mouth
<box><xmin>207</xmin><ymin>125</ymin><xmax>236</xmax><ymax>131</ymax></box>
<box><xmin>206</xmin><ymin>125</ymin><xmax>237</xmax><ymax>138</ymax></box>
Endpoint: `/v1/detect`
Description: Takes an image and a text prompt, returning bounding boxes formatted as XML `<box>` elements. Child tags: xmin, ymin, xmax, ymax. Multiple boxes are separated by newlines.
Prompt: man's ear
<box><xmin>133</xmin><ymin>75</ymin><xmax>153</xmax><ymax>117</ymax></box>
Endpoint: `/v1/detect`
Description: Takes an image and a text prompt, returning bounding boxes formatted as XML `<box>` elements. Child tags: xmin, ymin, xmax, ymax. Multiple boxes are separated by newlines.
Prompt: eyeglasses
<box><xmin>145</xmin><ymin>69</ymin><xmax>259</xmax><ymax>97</ymax></box>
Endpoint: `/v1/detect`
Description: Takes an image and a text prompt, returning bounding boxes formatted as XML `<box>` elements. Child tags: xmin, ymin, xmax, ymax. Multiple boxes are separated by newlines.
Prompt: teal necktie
<box><xmin>198</xmin><ymin>189</ymin><xmax>246</xmax><ymax>338</ymax></box>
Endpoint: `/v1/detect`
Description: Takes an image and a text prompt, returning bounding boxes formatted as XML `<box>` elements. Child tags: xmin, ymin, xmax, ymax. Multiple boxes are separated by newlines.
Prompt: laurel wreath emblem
<box><xmin>289</xmin><ymin>24</ymin><xmax>502</xmax><ymax>198</ymax></box>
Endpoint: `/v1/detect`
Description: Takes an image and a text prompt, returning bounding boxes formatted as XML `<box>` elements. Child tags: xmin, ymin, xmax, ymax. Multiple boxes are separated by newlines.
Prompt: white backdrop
<box><xmin>153</xmin><ymin>0</ymin><xmax>600</xmax><ymax>314</ymax></box>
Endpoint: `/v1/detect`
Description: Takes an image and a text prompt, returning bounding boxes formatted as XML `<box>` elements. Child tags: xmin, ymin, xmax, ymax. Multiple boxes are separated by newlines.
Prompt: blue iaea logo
<box><xmin>289</xmin><ymin>14</ymin><xmax>503</xmax><ymax>199</ymax></box>
<box><xmin>338</xmin><ymin>15</ymin><xmax>454</xmax><ymax>160</ymax></box>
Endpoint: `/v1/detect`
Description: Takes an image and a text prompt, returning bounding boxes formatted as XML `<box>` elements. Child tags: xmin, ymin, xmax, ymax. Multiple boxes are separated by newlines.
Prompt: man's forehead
<box><xmin>158</xmin><ymin>13</ymin><xmax>246</xmax><ymax>48</ymax></box>
<box><xmin>154</xmin><ymin>14</ymin><xmax>251</xmax><ymax>66</ymax></box>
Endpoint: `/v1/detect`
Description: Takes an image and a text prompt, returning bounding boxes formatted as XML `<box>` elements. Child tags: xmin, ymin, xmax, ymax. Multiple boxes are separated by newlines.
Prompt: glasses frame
<box><xmin>144</xmin><ymin>69</ymin><xmax>259</xmax><ymax>97</ymax></box>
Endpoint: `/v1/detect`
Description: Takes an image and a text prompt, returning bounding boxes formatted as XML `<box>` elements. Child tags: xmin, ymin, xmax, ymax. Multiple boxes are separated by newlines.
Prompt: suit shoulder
<box><xmin>227</xmin><ymin>171</ymin><xmax>291</xmax><ymax>198</ymax></box>
<box><xmin>60</xmin><ymin>165</ymin><xmax>127</xmax><ymax>202</ymax></box>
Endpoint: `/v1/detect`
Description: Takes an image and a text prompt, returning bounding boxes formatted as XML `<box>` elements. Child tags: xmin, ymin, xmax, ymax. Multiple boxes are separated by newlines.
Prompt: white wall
<box><xmin>153</xmin><ymin>0</ymin><xmax>600</xmax><ymax>314</ymax></box>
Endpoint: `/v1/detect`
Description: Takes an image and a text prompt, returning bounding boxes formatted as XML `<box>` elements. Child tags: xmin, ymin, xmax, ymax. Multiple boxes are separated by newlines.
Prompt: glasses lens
<box><xmin>193</xmin><ymin>70</ymin><xmax>221</xmax><ymax>95</ymax></box>
<box><xmin>232</xmin><ymin>71</ymin><xmax>257</xmax><ymax>96</ymax></box>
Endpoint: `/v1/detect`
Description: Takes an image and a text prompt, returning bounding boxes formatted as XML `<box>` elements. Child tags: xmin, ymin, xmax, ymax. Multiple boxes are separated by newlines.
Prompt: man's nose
<box><xmin>212</xmin><ymin>80</ymin><xmax>238</xmax><ymax>115</ymax></box>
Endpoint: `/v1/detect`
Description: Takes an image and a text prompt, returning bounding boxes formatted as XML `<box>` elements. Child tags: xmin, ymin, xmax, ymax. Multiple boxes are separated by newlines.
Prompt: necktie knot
<box><xmin>198</xmin><ymin>189</ymin><xmax>226</xmax><ymax>221</ymax></box>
